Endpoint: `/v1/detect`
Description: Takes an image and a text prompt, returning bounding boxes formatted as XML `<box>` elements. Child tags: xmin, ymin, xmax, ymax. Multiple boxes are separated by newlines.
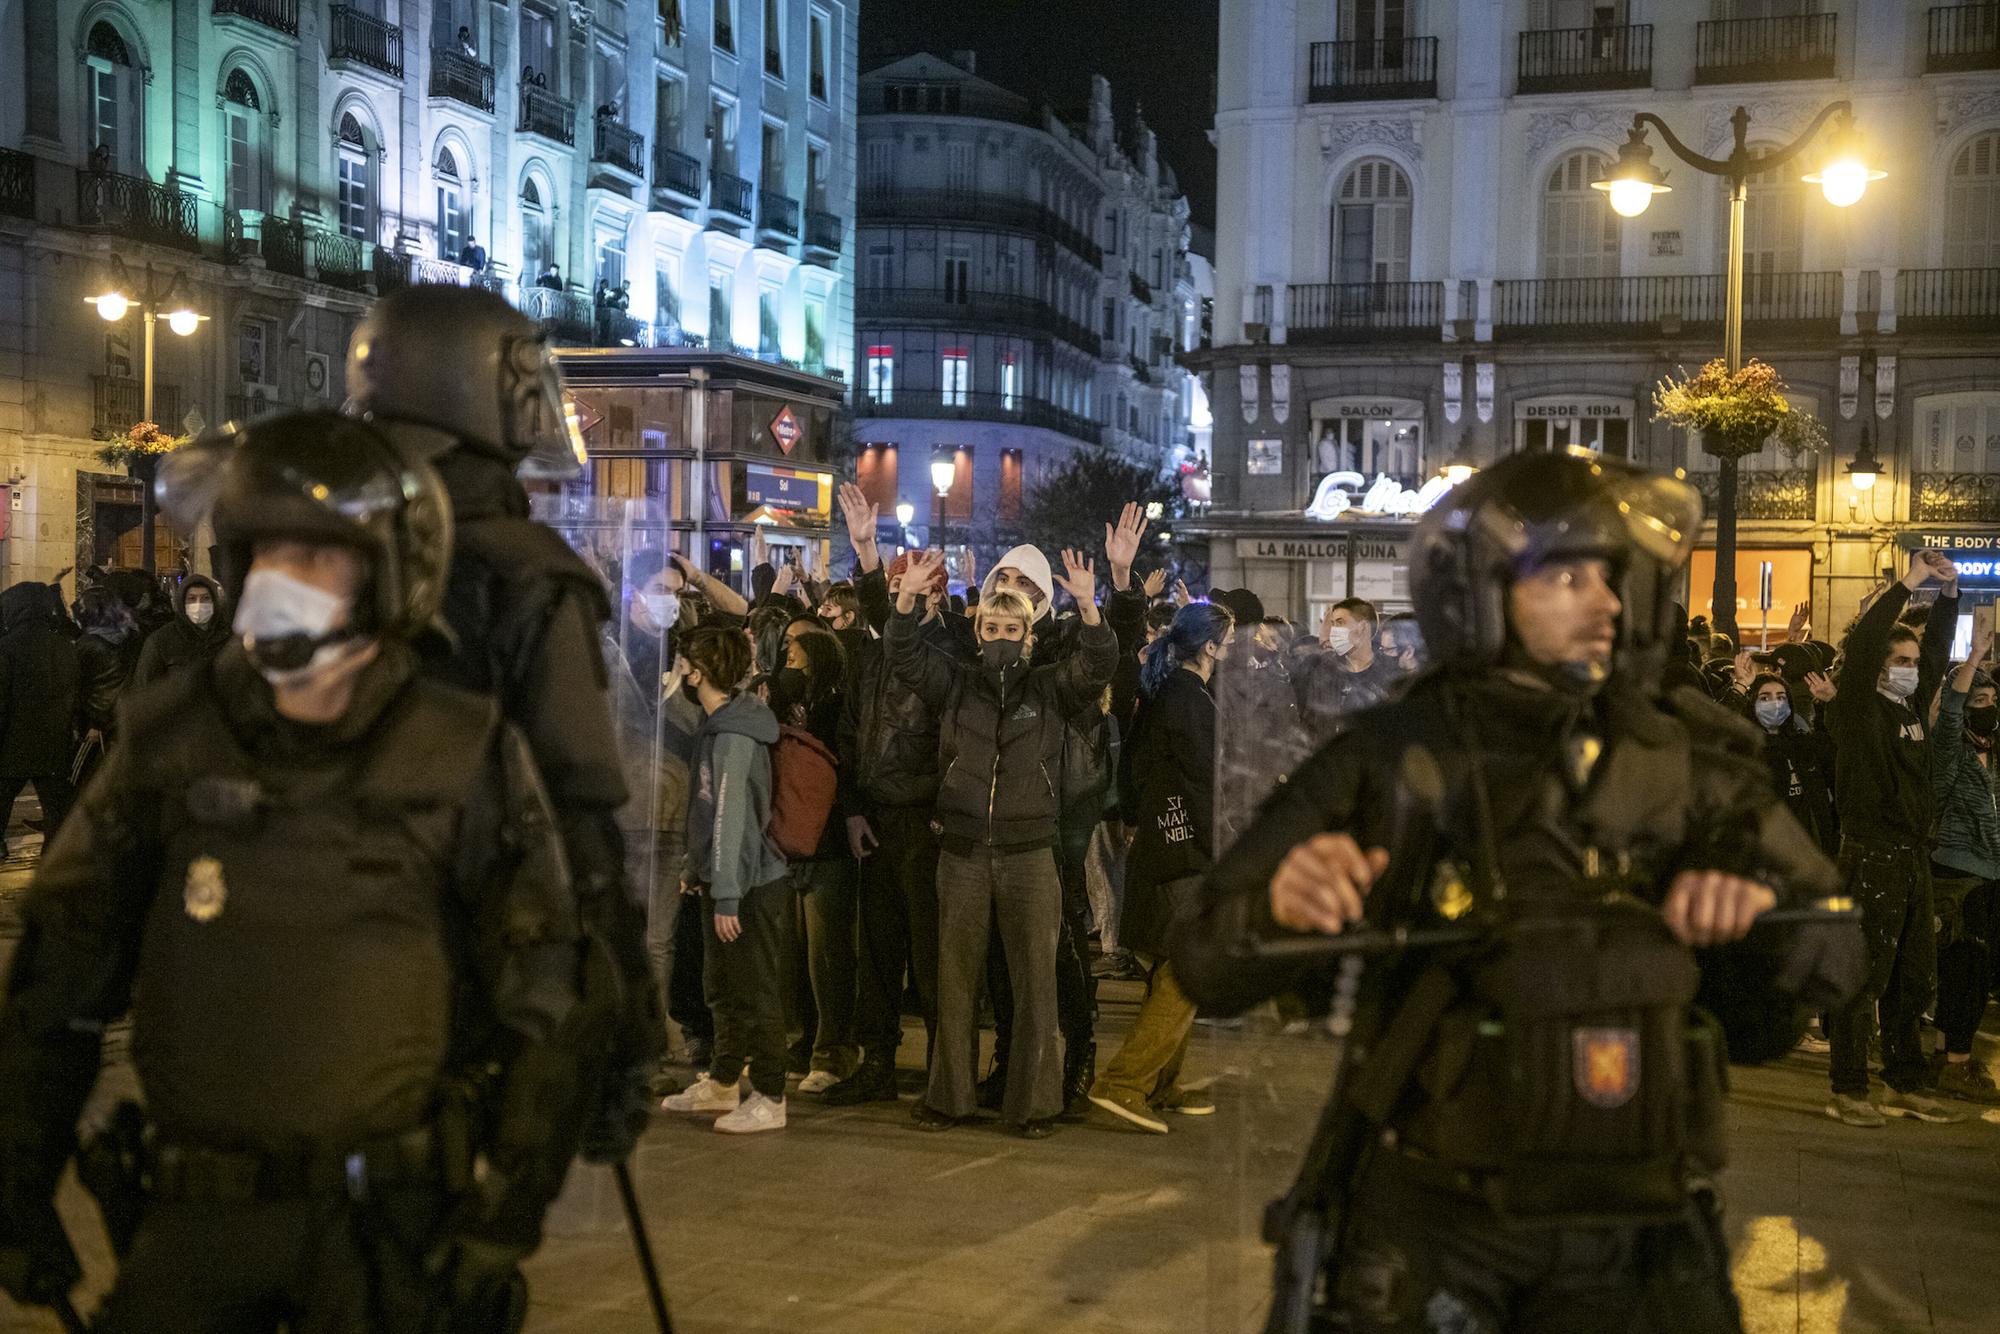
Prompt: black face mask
<box><xmin>773</xmin><ymin>666</ymin><xmax>811</xmax><ymax>710</ymax></box>
<box><xmin>1969</xmin><ymin>705</ymin><xmax>1999</xmax><ymax>738</ymax></box>
<box><xmin>679</xmin><ymin>676</ymin><xmax>703</xmax><ymax>705</ymax></box>
<box><xmin>981</xmin><ymin>639</ymin><xmax>1024</xmax><ymax>676</ymax></box>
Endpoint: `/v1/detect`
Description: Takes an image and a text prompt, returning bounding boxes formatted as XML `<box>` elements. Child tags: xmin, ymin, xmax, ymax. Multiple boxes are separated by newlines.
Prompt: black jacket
<box><xmin>841</xmin><ymin>605</ymin><xmax>971</xmax><ymax>811</ymax></box>
<box><xmin>1827</xmin><ymin>583</ymin><xmax>1955</xmax><ymax>845</ymax></box>
<box><xmin>1120</xmin><ymin>667</ymin><xmax>1217</xmax><ymax>956</ymax></box>
<box><xmin>884</xmin><ymin>607</ymin><xmax>1117</xmax><ymax>848</ymax></box>
<box><xmin>75</xmin><ymin>629</ymin><xmax>136</xmax><ymax>737</ymax></box>
<box><xmin>0</xmin><ymin>585</ymin><xmax>80</xmax><ymax>778</ymax></box>
<box><xmin>133</xmin><ymin>575</ymin><xmax>228</xmax><ymax>688</ymax></box>
<box><xmin>1755</xmin><ymin>717</ymin><xmax>1839</xmax><ymax>856</ymax></box>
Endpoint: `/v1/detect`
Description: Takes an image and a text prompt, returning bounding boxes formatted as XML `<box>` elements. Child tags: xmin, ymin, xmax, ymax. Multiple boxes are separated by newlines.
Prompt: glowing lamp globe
<box><xmin>166</xmin><ymin>308</ymin><xmax>201</xmax><ymax>337</ymax></box>
<box><xmin>93</xmin><ymin>292</ymin><xmax>130</xmax><ymax>322</ymax></box>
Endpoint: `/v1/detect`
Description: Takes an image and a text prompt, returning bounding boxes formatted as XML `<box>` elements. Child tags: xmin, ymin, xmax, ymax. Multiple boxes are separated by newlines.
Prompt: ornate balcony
<box><xmin>1517</xmin><ymin>23</ymin><xmax>1652</xmax><ymax>94</ymax></box>
<box><xmin>91</xmin><ymin>375</ymin><xmax>183</xmax><ymax>440</ymax></box>
<box><xmin>858</xmin><ymin>190</ymin><xmax>1100</xmax><ymax>266</ymax></box>
<box><xmin>859</xmin><ymin>288</ymin><xmax>1098</xmax><ymax>353</ymax></box>
<box><xmin>521</xmin><ymin>286</ymin><xmax>594</xmax><ymax>343</ymax></box>
<box><xmin>1307</xmin><ymin>36</ymin><xmax>1438</xmax><ymax>102</ymax></box>
<box><xmin>653</xmin><ymin>146</ymin><xmax>703</xmax><ymax>204</ymax></box>
<box><xmin>261</xmin><ymin>215</ymin><xmax>307</xmax><ymax>278</ymax></box>
<box><xmin>212</xmin><ymin>0</ymin><xmax>298</xmax><ymax>38</ymax></box>
<box><xmin>710</xmin><ymin>169</ymin><xmax>754</xmax><ymax>221</ymax></box>
<box><xmin>1492</xmin><ymin>272</ymin><xmax>1843</xmax><ymax>338</ymax></box>
<box><xmin>759</xmin><ymin>190</ymin><xmax>800</xmax><ymax>241</ymax></box>
<box><xmin>1689</xmin><ymin>466</ymin><xmax>1816</xmax><ymax>523</ymax></box>
<box><xmin>1915</xmin><ymin>473</ymin><xmax>2000</xmax><ymax>524</ymax></box>
<box><xmin>520</xmin><ymin>86</ymin><xmax>576</xmax><ymax>146</ymax></box>
<box><xmin>313</xmin><ymin>232</ymin><xmax>370</xmax><ymax>293</ymax></box>
<box><xmin>1927</xmin><ymin>5</ymin><xmax>2000</xmax><ymax>72</ymax></box>
<box><xmin>804</xmin><ymin>208</ymin><xmax>843</xmax><ymax>257</ymax></box>
<box><xmin>855</xmin><ymin>388</ymin><xmax>1102</xmax><ymax>446</ymax></box>
<box><xmin>430</xmin><ymin>48</ymin><xmax>495</xmax><ymax>112</ymax></box>
<box><xmin>1898</xmin><ymin>267</ymin><xmax>2000</xmax><ymax>331</ymax></box>
<box><xmin>1695</xmin><ymin>14</ymin><xmax>1836</xmax><ymax>84</ymax></box>
<box><xmin>76</xmin><ymin>170</ymin><xmax>199</xmax><ymax>251</ymax></box>
<box><xmin>593</xmin><ymin>115</ymin><xmax>645</xmax><ymax>176</ymax></box>
<box><xmin>1287</xmin><ymin>281</ymin><xmax>1444</xmax><ymax>343</ymax></box>
<box><xmin>329</xmin><ymin>6</ymin><xmax>402</xmax><ymax>77</ymax></box>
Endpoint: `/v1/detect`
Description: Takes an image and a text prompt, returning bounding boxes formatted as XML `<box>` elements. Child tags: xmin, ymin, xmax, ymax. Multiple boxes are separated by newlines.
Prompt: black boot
<box><xmin>822</xmin><ymin>1060</ymin><xmax>899</xmax><ymax>1106</ymax></box>
<box><xmin>976</xmin><ymin>1064</ymin><xmax>1008</xmax><ymax>1112</ymax></box>
<box><xmin>1061</xmin><ymin>1039</ymin><xmax>1096</xmax><ymax>1121</ymax></box>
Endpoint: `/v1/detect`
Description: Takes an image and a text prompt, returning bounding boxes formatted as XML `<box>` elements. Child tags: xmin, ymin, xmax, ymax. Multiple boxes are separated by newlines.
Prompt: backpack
<box><xmin>768</xmin><ymin>723</ymin><xmax>838</xmax><ymax>857</ymax></box>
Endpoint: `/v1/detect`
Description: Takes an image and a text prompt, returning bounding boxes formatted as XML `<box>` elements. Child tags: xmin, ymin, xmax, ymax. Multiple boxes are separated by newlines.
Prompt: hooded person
<box><xmin>0</xmin><ymin>582</ymin><xmax>82</xmax><ymax>842</ymax></box>
<box><xmin>133</xmin><ymin>575</ymin><xmax>230</xmax><ymax>687</ymax></box>
<box><xmin>982</xmin><ymin>544</ymin><xmax>1056</xmax><ymax>625</ymax></box>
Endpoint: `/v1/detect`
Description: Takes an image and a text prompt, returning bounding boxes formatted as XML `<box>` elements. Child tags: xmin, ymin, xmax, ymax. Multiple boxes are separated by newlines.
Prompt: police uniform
<box><xmin>0</xmin><ymin>414</ymin><xmax>582</xmax><ymax>1330</ymax></box>
<box><xmin>348</xmin><ymin>286</ymin><xmax>663</xmax><ymax>1167</ymax></box>
<box><xmin>1176</xmin><ymin>453</ymin><xmax>1863</xmax><ymax>1334</ymax></box>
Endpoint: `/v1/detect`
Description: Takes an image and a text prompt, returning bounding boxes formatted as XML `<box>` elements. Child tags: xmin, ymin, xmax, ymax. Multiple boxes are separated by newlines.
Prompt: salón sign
<box><xmin>1304</xmin><ymin>470</ymin><xmax>1459</xmax><ymax>522</ymax></box>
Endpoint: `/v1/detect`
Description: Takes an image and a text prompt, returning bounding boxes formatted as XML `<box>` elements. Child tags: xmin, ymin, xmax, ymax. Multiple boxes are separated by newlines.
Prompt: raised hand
<box><xmin>1787</xmin><ymin>602</ymin><xmax>1811</xmax><ymax>642</ymax></box>
<box><xmin>894</xmin><ymin>549</ymin><xmax>948</xmax><ymax>614</ymax></box>
<box><xmin>772</xmin><ymin>562</ymin><xmax>798</xmax><ymax>598</ymax></box>
<box><xmin>1172</xmin><ymin>578</ymin><xmax>1192</xmax><ymax>608</ymax></box>
<box><xmin>1056</xmin><ymin>548</ymin><xmax>1098</xmax><ymax>604</ymax></box>
<box><xmin>1732</xmin><ymin>650</ymin><xmax>1757</xmax><ymax>691</ymax></box>
<box><xmin>1805</xmin><ymin>670</ymin><xmax>1836</xmax><ymax>704</ymax></box>
<box><xmin>1141</xmin><ymin>567</ymin><xmax>1168</xmax><ymax>600</ymax></box>
<box><xmin>838</xmin><ymin>482</ymin><xmax>881</xmax><ymax>573</ymax></box>
<box><xmin>1104</xmin><ymin>502</ymin><xmax>1148</xmax><ymax>590</ymax></box>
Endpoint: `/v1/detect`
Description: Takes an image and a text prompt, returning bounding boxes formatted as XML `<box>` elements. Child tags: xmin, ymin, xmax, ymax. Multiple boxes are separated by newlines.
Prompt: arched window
<box><xmin>1540</xmin><ymin>151</ymin><xmax>1619</xmax><ymax>279</ymax></box>
<box><xmin>336</xmin><ymin>113</ymin><xmax>374</xmax><ymax>241</ymax></box>
<box><xmin>435</xmin><ymin>147</ymin><xmax>466</xmax><ymax>260</ymax></box>
<box><xmin>84</xmin><ymin>21</ymin><xmax>143</xmax><ymax>176</ymax></box>
<box><xmin>221</xmin><ymin>69</ymin><xmax>267</xmax><ymax>214</ymax></box>
<box><xmin>520</xmin><ymin>177</ymin><xmax>553</xmax><ymax>280</ymax></box>
<box><xmin>1331</xmin><ymin>159</ymin><xmax>1410</xmax><ymax>285</ymax></box>
<box><xmin>1945</xmin><ymin>131</ymin><xmax>2000</xmax><ymax>268</ymax></box>
<box><xmin>1732</xmin><ymin>148</ymin><xmax>1805</xmax><ymax>276</ymax></box>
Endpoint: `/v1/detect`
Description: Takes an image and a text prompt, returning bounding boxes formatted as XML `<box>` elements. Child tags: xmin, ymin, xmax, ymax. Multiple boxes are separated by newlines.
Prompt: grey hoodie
<box><xmin>669</xmin><ymin>692</ymin><xmax>787</xmax><ymax>915</ymax></box>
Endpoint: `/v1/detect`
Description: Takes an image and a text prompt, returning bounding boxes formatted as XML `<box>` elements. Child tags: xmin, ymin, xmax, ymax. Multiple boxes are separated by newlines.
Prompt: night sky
<box><xmin>860</xmin><ymin>0</ymin><xmax>1220</xmax><ymax>235</ymax></box>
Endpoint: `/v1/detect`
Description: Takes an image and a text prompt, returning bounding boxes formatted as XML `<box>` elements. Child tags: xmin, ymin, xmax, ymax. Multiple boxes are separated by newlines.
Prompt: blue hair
<box><xmin>1140</xmin><ymin>602</ymin><xmax>1235</xmax><ymax>698</ymax></box>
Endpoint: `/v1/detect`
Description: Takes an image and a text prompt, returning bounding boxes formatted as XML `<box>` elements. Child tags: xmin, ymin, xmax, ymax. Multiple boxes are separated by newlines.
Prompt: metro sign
<box><xmin>1305</xmin><ymin>470</ymin><xmax>1459</xmax><ymax>522</ymax></box>
<box><xmin>770</xmin><ymin>405</ymin><xmax>802</xmax><ymax>455</ymax></box>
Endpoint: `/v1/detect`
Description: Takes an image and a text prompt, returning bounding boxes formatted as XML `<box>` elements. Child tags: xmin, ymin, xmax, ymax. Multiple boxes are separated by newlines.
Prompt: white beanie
<box><xmin>982</xmin><ymin>544</ymin><xmax>1055</xmax><ymax>622</ymax></box>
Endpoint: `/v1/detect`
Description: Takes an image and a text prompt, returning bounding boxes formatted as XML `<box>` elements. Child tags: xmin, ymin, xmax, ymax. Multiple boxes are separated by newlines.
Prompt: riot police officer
<box><xmin>346</xmin><ymin>285</ymin><xmax>661</xmax><ymax>1165</ymax></box>
<box><xmin>1177</xmin><ymin>451</ymin><xmax>1863</xmax><ymax>1333</ymax></box>
<box><xmin>0</xmin><ymin>412</ymin><xmax>581</xmax><ymax>1329</ymax></box>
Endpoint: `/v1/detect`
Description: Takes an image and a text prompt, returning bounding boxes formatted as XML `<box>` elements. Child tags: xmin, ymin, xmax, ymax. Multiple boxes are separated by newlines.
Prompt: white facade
<box><xmin>0</xmin><ymin>0</ymin><xmax>857</xmax><ymax>584</ymax></box>
<box><xmin>1203</xmin><ymin>0</ymin><xmax>2000</xmax><ymax>630</ymax></box>
<box><xmin>851</xmin><ymin>54</ymin><xmax>1197</xmax><ymax>561</ymax></box>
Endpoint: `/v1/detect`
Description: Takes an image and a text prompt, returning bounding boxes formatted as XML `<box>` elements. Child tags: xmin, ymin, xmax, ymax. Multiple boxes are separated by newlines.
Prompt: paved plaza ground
<box><xmin>3</xmin><ymin>815</ymin><xmax>1998</xmax><ymax>1333</ymax></box>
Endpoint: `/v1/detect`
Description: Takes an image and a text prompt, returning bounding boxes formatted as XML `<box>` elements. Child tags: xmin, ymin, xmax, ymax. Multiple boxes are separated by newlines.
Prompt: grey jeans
<box><xmin>928</xmin><ymin>845</ymin><xmax>1064</xmax><ymax>1123</ymax></box>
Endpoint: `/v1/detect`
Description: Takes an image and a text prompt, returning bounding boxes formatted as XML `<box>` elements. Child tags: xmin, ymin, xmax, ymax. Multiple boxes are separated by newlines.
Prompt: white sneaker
<box><xmin>714</xmin><ymin>1092</ymin><xmax>787</xmax><ymax>1134</ymax></box>
<box><xmin>661</xmin><ymin>1074</ymin><xmax>740</xmax><ymax>1114</ymax></box>
<box><xmin>798</xmin><ymin>1069</ymin><xmax>840</xmax><ymax>1095</ymax></box>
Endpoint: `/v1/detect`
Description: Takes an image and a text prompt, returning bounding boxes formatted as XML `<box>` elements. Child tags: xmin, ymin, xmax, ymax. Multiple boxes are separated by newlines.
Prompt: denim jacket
<box><xmin>1931</xmin><ymin>684</ymin><xmax>2000</xmax><ymax>881</ymax></box>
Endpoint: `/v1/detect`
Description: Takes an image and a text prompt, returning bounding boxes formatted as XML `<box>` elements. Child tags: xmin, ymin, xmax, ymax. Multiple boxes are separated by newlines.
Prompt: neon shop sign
<box><xmin>1305</xmin><ymin>470</ymin><xmax>1459</xmax><ymax>522</ymax></box>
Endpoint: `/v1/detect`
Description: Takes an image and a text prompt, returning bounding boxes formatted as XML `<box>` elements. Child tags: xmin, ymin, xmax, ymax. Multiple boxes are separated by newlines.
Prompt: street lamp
<box><xmin>930</xmin><ymin>456</ymin><xmax>956</xmax><ymax>497</ymax></box>
<box><xmin>87</xmin><ymin>258</ymin><xmax>206</xmax><ymax>571</ymax></box>
<box><xmin>1846</xmin><ymin>427</ymin><xmax>1883</xmax><ymax>493</ymax></box>
<box><xmin>1594</xmin><ymin>102</ymin><xmax>1882</xmax><ymax>643</ymax></box>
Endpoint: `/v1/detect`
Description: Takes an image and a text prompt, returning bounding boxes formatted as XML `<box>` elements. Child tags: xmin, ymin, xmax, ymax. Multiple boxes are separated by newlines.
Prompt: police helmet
<box><xmin>1409</xmin><ymin>449</ymin><xmax>1700</xmax><ymax>679</ymax></box>
<box><xmin>345</xmin><ymin>285</ymin><xmax>588</xmax><ymax>478</ymax></box>
<box><xmin>157</xmin><ymin>410</ymin><xmax>451</xmax><ymax>642</ymax></box>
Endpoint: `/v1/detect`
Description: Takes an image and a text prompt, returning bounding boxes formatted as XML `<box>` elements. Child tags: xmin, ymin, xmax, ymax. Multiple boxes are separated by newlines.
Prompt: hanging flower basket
<box><xmin>96</xmin><ymin>420</ymin><xmax>189</xmax><ymax>470</ymax></box>
<box><xmin>1652</xmin><ymin>358</ymin><xmax>1828</xmax><ymax>462</ymax></box>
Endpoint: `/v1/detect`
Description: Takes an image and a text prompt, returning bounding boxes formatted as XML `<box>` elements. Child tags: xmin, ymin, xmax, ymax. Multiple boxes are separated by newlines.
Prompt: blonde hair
<box><xmin>977</xmin><ymin>588</ymin><xmax>1037</xmax><ymax>636</ymax></box>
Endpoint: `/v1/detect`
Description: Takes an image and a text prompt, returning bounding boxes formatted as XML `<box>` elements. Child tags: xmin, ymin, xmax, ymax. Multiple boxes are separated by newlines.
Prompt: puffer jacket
<box><xmin>884</xmin><ymin>607</ymin><xmax>1117</xmax><ymax>847</ymax></box>
<box><xmin>841</xmin><ymin>610</ymin><xmax>970</xmax><ymax>810</ymax></box>
<box><xmin>1932</xmin><ymin>683</ymin><xmax>2000</xmax><ymax>881</ymax></box>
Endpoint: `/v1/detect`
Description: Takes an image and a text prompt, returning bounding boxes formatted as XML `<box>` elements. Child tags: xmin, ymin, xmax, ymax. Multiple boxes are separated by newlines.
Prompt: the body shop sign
<box><xmin>1304</xmin><ymin>470</ymin><xmax>1458</xmax><ymax>521</ymax></box>
<box><xmin>1901</xmin><ymin>532</ymin><xmax>2000</xmax><ymax>583</ymax></box>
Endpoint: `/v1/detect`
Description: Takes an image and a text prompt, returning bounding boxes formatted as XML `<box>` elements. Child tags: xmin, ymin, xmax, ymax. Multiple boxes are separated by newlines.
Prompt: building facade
<box><xmin>1199</xmin><ymin>0</ymin><xmax>2000</xmax><ymax>637</ymax></box>
<box><xmin>0</xmin><ymin>0</ymin><xmax>857</xmax><ymax>586</ymax></box>
<box><xmin>851</xmin><ymin>54</ymin><xmax>1197</xmax><ymax>569</ymax></box>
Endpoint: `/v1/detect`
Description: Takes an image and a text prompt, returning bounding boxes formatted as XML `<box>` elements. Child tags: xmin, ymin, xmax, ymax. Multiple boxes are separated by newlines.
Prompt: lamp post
<box><xmin>1594</xmin><ymin>102</ymin><xmax>1881</xmax><ymax>645</ymax></box>
<box><xmin>929</xmin><ymin>454</ymin><xmax>956</xmax><ymax>562</ymax></box>
<box><xmin>87</xmin><ymin>258</ymin><xmax>206</xmax><ymax>572</ymax></box>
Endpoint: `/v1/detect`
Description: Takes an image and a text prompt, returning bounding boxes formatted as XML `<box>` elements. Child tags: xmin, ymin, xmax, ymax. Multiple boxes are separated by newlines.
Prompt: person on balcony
<box><xmin>457</xmin><ymin>26</ymin><xmax>476</xmax><ymax>59</ymax></box>
<box><xmin>458</xmin><ymin>237</ymin><xmax>487</xmax><ymax>273</ymax></box>
<box><xmin>538</xmin><ymin>263</ymin><xmax>563</xmax><ymax>291</ymax></box>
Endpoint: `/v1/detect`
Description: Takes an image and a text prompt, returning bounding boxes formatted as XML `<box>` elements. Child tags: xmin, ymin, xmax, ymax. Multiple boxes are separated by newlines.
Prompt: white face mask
<box><xmin>1325</xmin><ymin>625</ymin><xmax>1354</xmax><ymax>656</ymax></box>
<box><xmin>185</xmin><ymin>597</ymin><xmax>215</xmax><ymax>627</ymax></box>
<box><xmin>233</xmin><ymin>568</ymin><xmax>362</xmax><ymax>688</ymax></box>
<box><xmin>1880</xmin><ymin>664</ymin><xmax>1920</xmax><ymax>703</ymax></box>
<box><xmin>638</xmin><ymin>591</ymin><xmax>680</xmax><ymax>629</ymax></box>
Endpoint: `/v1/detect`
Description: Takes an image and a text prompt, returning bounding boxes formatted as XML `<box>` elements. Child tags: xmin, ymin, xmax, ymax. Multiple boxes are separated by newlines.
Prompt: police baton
<box><xmin>613</xmin><ymin>1160</ymin><xmax>674</xmax><ymax>1334</ymax></box>
<box><xmin>1239</xmin><ymin>897</ymin><xmax>1861</xmax><ymax>961</ymax></box>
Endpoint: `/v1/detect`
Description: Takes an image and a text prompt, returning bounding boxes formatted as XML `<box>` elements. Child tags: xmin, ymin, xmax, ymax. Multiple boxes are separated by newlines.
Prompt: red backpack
<box><xmin>767</xmin><ymin>724</ymin><xmax>839</xmax><ymax>858</ymax></box>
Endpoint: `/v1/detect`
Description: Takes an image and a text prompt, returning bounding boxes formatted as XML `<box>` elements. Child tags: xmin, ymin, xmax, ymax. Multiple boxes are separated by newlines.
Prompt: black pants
<box><xmin>854</xmin><ymin>804</ymin><xmax>941</xmax><ymax>1066</ymax></box>
<box><xmin>97</xmin><ymin>1189</ymin><xmax>465</xmax><ymax>1334</ymax></box>
<box><xmin>0</xmin><ymin>772</ymin><xmax>73</xmax><ymax>842</ymax></box>
<box><xmin>703</xmin><ymin>879</ymin><xmax>791</xmax><ymax>1099</ymax></box>
<box><xmin>668</xmin><ymin>890</ymin><xmax>713</xmax><ymax>1043</ymax></box>
<box><xmin>1933</xmin><ymin>869</ymin><xmax>1995</xmax><ymax>1055</ymax></box>
<box><xmin>1325</xmin><ymin>1153</ymin><xmax>1743</xmax><ymax>1334</ymax></box>
<box><xmin>989</xmin><ymin>824</ymin><xmax>1097</xmax><ymax>1069</ymax></box>
<box><xmin>1829</xmin><ymin>837</ymin><xmax>1935</xmax><ymax>1097</ymax></box>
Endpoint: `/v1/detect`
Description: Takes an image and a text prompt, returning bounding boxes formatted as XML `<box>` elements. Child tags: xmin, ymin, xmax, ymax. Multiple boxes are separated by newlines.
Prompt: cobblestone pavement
<box><xmin>3</xmin><ymin>824</ymin><xmax>1998</xmax><ymax>1333</ymax></box>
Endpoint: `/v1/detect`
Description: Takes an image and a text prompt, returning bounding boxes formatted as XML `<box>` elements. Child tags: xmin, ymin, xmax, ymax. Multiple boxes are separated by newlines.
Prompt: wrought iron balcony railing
<box><xmin>261</xmin><ymin>215</ymin><xmax>306</xmax><ymax>278</ymax></box>
<box><xmin>92</xmin><ymin>375</ymin><xmax>183</xmax><ymax>440</ymax></box>
<box><xmin>430</xmin><ymin>48</ymin><xmax>495</xmax><ymax>112</ymax></box>
<box><xmin>858</xmin><ymin>190</ymin><xmax>1101</xmax><ymax>266</ymax></box>
<box><xmin>1926</xmin><ymin>5</ymin><xmax>2000</xmax><ymax>72</ymax></box>
<box><xmin>1689</xmin><ymin>466</ymin><xmax>1817</xmax><ymax>522</ymax></box>
<box><xmin>313</xmin><ymin>231</ymin><xmax>369</xmax><ymax>292</ymax></box>
<box><xmin>77</xmin><ymin>170</ymin><xmax>199</xmax><ymax>251</ymax></box>
<box><xmin>1695</xmin><ymin>14</ymin><xmax>1837</xmax><ymax>83</ymax></box>
<box><xmin>521</xmin><ymin>286</ymin><xmax>595</xmax><ymax>342</ymax></box>
<box><xmin>1898</xmin><ymin>267</ymin><xmax>2000</xmax><ymax>330</ymax></box>
<box><xmin>593</xmin><ymin>116</ymin><xmax>645</xmax><ymax>175</ymax></box>
<box><xmin>1492</xmin><ymin>272</ymin><xmax>1843</xmax><ymax>337</ymax></box>
<box><xmin>759</xmin><ymin>190</ymin><xmax>800</xmax><ymax>239</ymax></box>
<box><xmin>1287</xmin><ymin>281</ymin><xmax>1444</xmax><ymax>341</ymax></box>
<box><xmin>1916</xmin><ymin>472</ymin><xmax>2000</xmax><ymax>524</ymax></box>
<box><xmin>212</xmin><ymin>0</ymin><xmax>298</xmax><ymax>37</ymax></box>
<box><xmin>859</xmin><ymin>288</ymin><xmax>1098</xmax><ymax>352</ymax></box>
<box><xmin>1517</xmin><ymin>23</ymin><xmax>1652</xmax><ymax>94</ymax></box>
<box><xmin>711</xmin><ymin>169</ymin><xmax>754</xmax><ymax>219</ymax></box>
<box><xmin>804</xmin><ymin>208</ymin><xmax>843</xmax><ymax>254</ymax></box>
<box><xmin>520</xmin><ymin>86</ymin><xmax>576</xmax><ymax>145</ymax></box>
<box><xmin>855</xmin><ymin>389</ymin><xmax>1102</xmax><ymax>446</ymax></box>
<box><xmin>1307</xmin><ymin>36</ymin><xmax>1439</xmax><ymax>102</ymax></box>
<box><xmin>329</xmin><ymin>6</ymin><xmax>402</xmax><ymax>76</ymax></box>
<box><xmin>653</xmin><ymin>146</ymin><xmax>703</xmax><ymax>200</ymax></box>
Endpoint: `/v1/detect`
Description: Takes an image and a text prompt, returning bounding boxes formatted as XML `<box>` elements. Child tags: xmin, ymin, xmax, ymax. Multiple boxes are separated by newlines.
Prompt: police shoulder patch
<box><xmin>183</xmin><ymin>856</ymin><xmax>227</xmax><ymax>923</ymax></box>
<box><xmin>1573</xmin><ymin>1026</ymin><xmax>1639</xmax><ymax>1109</ymax></box>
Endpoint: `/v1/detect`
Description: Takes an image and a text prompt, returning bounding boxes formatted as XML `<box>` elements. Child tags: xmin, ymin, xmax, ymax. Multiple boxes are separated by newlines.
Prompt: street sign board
<box><xmin>770</xmin><ymin>405</ymin><xmax>802</xmax><ymax>455</ymax></box>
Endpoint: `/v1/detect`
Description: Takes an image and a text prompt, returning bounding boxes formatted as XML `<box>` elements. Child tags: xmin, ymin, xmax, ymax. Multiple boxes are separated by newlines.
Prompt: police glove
<box><xmin>1774</xmin><ymin>917</ymin><xmax>1868</xmax><ymax>1011</ymax></box>
<box><xmin>0</xmin><ymin>1196</ymin><xmax>81</xmax><ymax>1309</ymax></box>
